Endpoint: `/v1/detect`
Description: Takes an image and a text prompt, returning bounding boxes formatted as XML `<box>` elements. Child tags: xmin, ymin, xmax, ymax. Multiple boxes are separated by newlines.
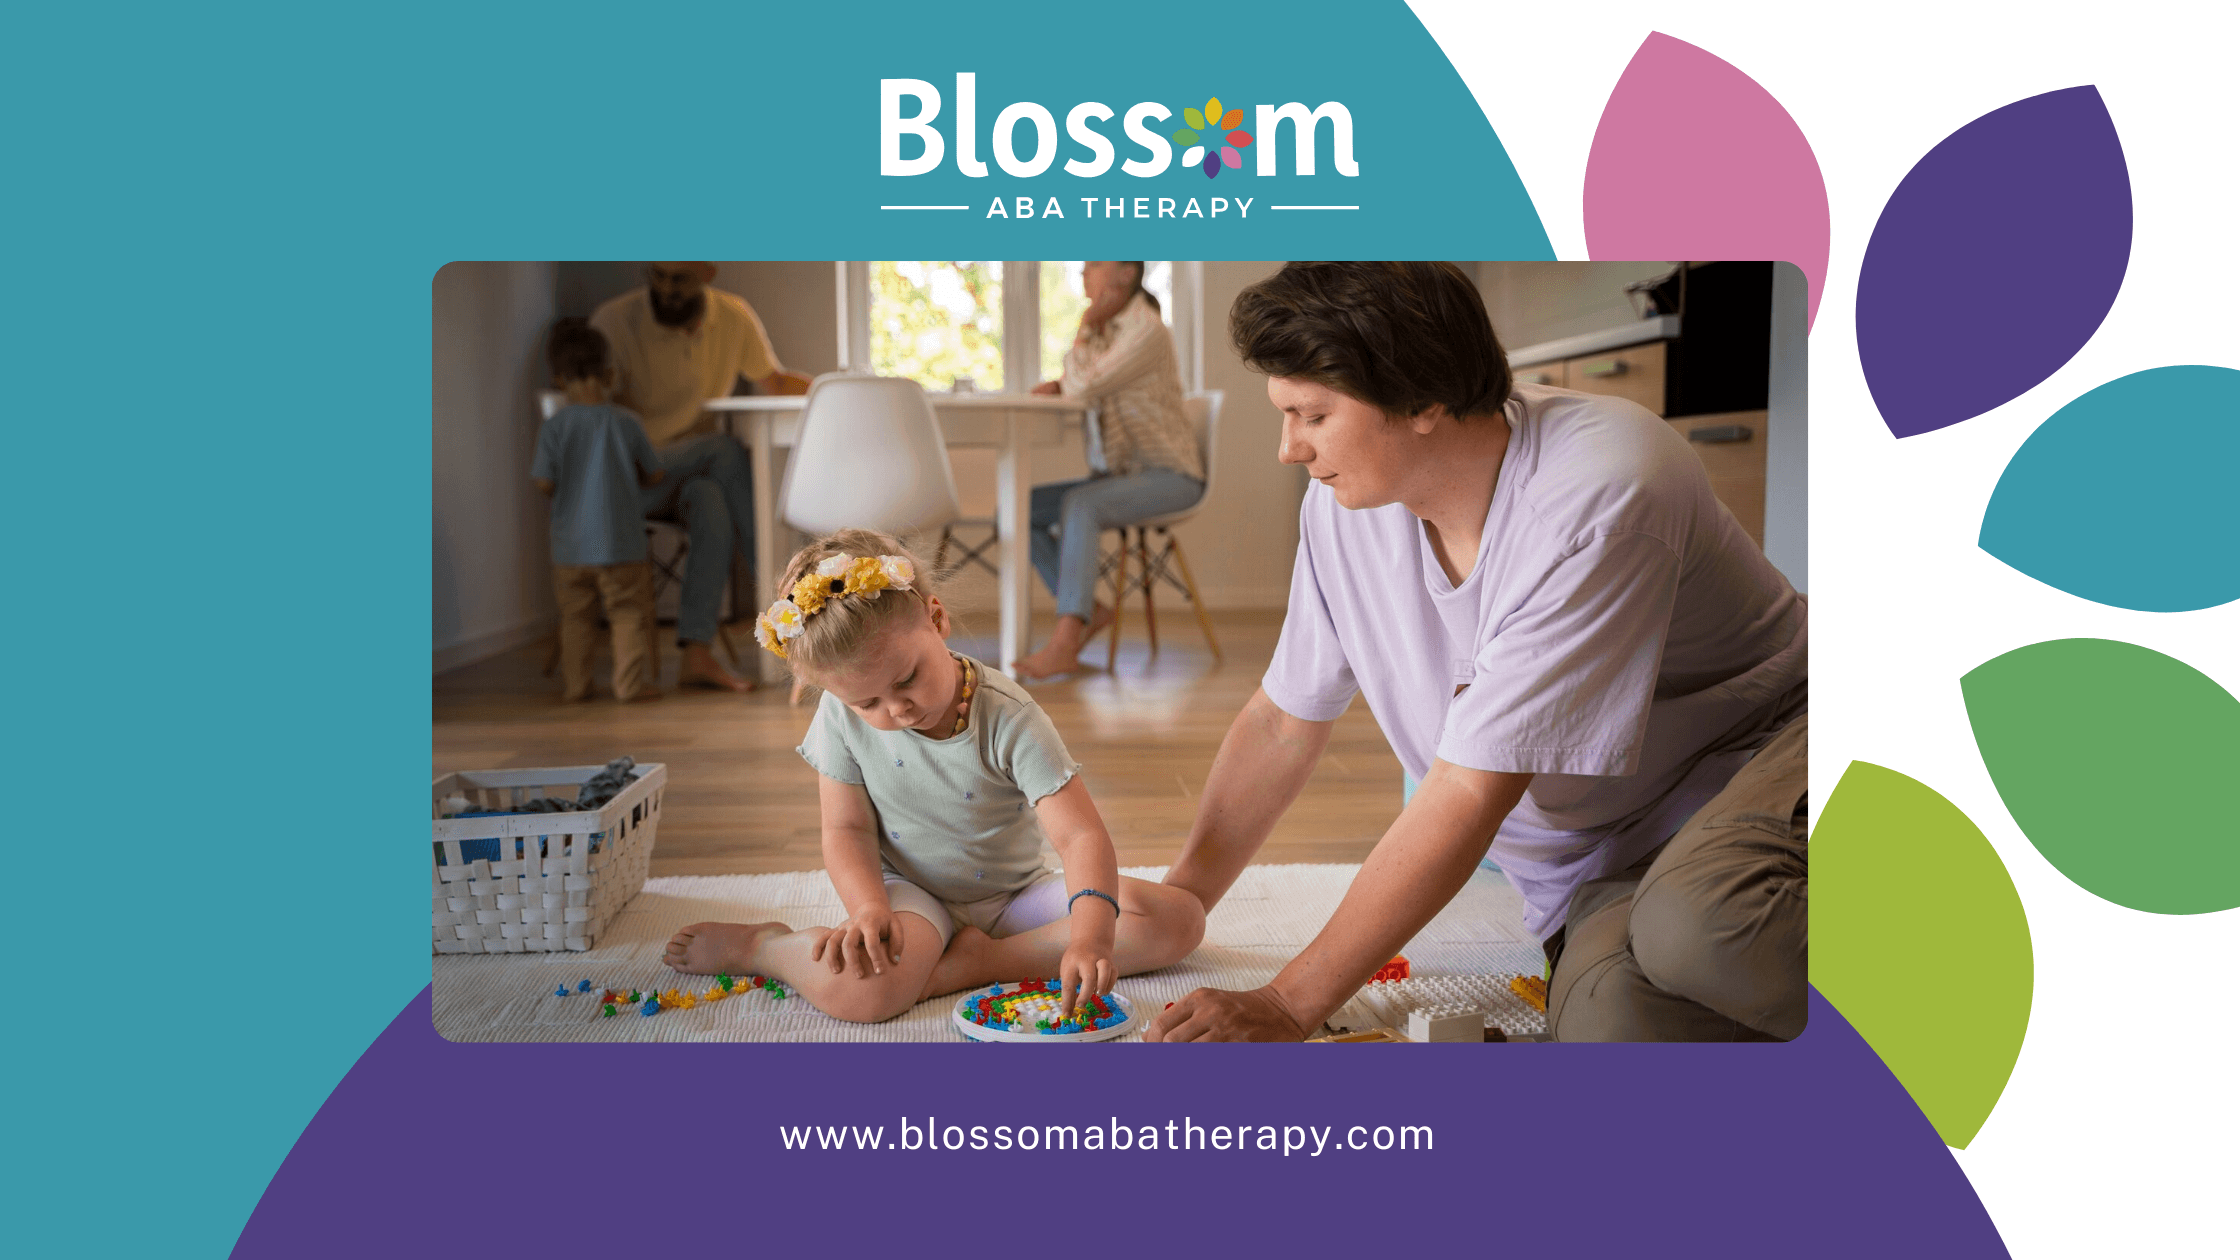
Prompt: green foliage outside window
<box><xmin>870</xmin><ymin>261</ymin><xmax>1004</xmax><ymax>391</ymax></box>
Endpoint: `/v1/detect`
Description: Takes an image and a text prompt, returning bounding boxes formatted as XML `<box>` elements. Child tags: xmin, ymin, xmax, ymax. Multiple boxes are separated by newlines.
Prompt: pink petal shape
<box><xmin>1221</xmin><ymin>145</ymin><xmax>1241</xmax><ymax>169</ymax></box>
<box><xmin>1584</xmin><ymin>32</ymin><xmax>1830</xmax><ymax>328</ymax></box>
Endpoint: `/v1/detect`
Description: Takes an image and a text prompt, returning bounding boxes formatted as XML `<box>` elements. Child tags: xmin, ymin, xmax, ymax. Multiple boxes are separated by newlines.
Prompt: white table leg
<box><xmin>996</xmin><ymin>413</ymin><xmax>1031</xmax><ymax>675</ymax></box>
<box><xmin>747</xmin><ymin>414</ymin><xmax>777</xmax><ymax>685</ymax></box>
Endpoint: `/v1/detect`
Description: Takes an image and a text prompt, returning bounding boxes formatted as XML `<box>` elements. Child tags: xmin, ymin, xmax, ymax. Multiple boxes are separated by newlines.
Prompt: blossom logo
<box><xmin>1172</xmin><ymin>96</ymin><xmax>1252</xmax><ymax>178</ymax></box>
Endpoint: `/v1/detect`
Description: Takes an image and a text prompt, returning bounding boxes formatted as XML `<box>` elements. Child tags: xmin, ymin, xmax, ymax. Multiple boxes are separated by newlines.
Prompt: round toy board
<box><xmin>952</xmin><ymin>980</ymin><xmax>1140</xmax><ymax>1043</ymax></box>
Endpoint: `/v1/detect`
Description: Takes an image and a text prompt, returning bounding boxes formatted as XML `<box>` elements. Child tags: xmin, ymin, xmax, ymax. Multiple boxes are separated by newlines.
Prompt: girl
<box><xmin>664</xmin><ymin>528</ymin><xmax>1206</xmax><ymax>1023</ymax></box>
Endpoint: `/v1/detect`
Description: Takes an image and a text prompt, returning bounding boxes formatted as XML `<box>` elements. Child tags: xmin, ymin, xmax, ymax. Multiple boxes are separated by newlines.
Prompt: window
<box><xmin>869</xmin><ymin>261</ymin><xmax>1006</xmax><ymax>391</ymax></box>
<box><xmin>847</xmin><ymin>261</ymin><xmax>1186</xmax><ymax>393</ymax></box>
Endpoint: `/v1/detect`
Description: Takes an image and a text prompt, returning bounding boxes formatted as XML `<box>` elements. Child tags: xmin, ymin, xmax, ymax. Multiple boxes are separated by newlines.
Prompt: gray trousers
<box><xmin>1546</xmin><ymin>713</ymin><xmax>1809</xmax><ymax>1042</ymax></box>
<box><xmin>640</xmin><ymin>433</ymin><xmax>754</xmax><ymax>645</ymax></box>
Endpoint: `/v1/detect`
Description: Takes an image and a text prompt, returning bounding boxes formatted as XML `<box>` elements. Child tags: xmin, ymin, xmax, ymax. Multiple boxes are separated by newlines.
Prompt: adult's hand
<box><xmin>1143</xmin><ymin>985</ymin><xmax>1311</xmax><ymax>1042</ymax></box>
<box><xmin>1030</xmin><ymin>379</ymin><xmax>1062</xmax><ymax>396</ymax></box>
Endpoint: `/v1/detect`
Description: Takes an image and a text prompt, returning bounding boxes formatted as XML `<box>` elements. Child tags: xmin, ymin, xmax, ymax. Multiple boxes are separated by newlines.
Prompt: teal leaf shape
<box><xmin>1813</xmin><ymin>761</ymin><xmax>2032</xmax><ymax>1148</ymax></box>
<box><xmin>1979</xmin><ymin>365</ymin><xmax>2240</xmax><ymax>612</ymax></box>
<box><xmin>1964</xmin><ymin>637</ymin><xmax>2240</xmax><ymax>912</ymax></box>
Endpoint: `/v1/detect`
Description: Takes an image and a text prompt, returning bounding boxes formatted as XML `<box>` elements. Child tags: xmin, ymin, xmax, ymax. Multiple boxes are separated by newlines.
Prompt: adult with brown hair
<box><xmin>1014</xmin><ymin>261</ymin><xmax>1205</xmax><ymax>681</ymax></box>
<box><xmin>590</xmin><ymin>262</ymin><xmax>814</xmax><ymax>693</ymax></box>
<box><xmin>1145</xmin><ymin>262</ymin><xmax>1808</xmax><ymax>1043</ymax></box>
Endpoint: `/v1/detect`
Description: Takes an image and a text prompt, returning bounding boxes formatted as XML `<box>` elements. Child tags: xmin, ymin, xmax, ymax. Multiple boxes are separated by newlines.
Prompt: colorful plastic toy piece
<box><xmin>602</xmin><ymin>1004</ymin><xmax>616</xmax><ymax>1018</ymax></box>
<box><xmin>1371</xmin><ymin>956</ymin><xmax>1412</xmax><ymax>983</ymax></box>
<box><xmin>640</xmin><ymin>998</ymin><xmax>660</xmax><ymax>1017</ymax></box>
<box><xmin>554</xmin><ymin>986</ymin><xmax>570</xmax><ymax>997</ymax></box>
<box><xmin>1509</xmin><ymin>973</ymin><xmax>1548</xmax><ymax>1013</ymax></box>
<box><xmin>576</xmin><ymin>980</ymin><xmax>592</xmax><ymax>993</ymax></box>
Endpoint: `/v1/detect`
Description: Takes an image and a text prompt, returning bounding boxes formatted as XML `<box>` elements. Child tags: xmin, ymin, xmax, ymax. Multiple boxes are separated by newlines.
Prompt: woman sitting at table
<box><xmin>1015</xmin><ymin>261</ymin><xmax>1206</xmax><ymax>681</ymax></box>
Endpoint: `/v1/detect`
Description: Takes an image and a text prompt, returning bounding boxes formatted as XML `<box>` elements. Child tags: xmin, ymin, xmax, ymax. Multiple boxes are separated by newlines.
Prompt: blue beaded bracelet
<box><xmin>1067</xmin><ymin>888</ymin><xmax>1120</xmax><ymax>918</ymax></box>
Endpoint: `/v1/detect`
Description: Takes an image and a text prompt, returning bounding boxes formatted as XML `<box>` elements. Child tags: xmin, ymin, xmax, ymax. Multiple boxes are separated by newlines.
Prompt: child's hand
<box><xmin>813</xmin><ymin>908</ymin><xmax>904</xmax><ymax>979</ymax></box>
<box><xmin>1058</xmin><ymin>905</ymin><xmax>1116</xmax><ymax>1018</ymax></box>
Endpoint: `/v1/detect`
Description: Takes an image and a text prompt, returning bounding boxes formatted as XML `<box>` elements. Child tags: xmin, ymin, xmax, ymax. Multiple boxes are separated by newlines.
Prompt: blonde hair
<box><xmin>772</xmin><ymin>528</ymin><xmax>936</xmax><ymax>676</ymax></box>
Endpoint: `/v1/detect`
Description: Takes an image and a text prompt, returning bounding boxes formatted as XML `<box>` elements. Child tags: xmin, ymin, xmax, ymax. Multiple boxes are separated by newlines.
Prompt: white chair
<box><xmin>778</xmin><ymin>374</ymin><xmax>962</xmax><ymax>537</ymax></box>
<box><xmin>1096</xmin><ymin>390</ymin><xmax>1224</xmax><ymax>670</ymax></box>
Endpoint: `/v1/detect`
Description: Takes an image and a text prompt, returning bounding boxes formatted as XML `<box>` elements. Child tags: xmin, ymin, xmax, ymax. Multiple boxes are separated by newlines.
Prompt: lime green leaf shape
<box><xmin>1185</xmin><ymin>107</ymin><xmax>1206</xmax><ymax>130</ymax></box>
<box><xmin>1813</xmin><ymin>760</ymin><xmax>2032</xmax><ymax>1149</ymax></box>
<box><xmin>1964</xmin><ymin>637</ymin><xmax>2240</xmax><ymax>913</ymax></box>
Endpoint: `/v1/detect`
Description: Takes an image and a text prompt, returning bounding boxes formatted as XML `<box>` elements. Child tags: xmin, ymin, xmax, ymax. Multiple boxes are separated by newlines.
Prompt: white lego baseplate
<box><xmin>1327</xmin><ymin>973</ymin><xmax>1549</xmax><ymax>1039</ymax></box>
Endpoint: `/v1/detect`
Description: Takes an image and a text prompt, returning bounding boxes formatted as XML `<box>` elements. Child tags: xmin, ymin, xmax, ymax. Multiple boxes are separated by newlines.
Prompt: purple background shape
<box><xmin>234</xmin><ymin>988</ymin><xmax>2008</xmax><ymax>1257</ymax></box>
<box><xmin>1856</xmin><ymin>86</ymin><xmax>2130</xmax><ymax>439</ymax></box>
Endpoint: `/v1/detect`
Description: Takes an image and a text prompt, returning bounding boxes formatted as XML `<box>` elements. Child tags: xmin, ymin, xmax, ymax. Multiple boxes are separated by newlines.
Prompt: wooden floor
<box><xmin>433</xmin><ymin>607</ymin><xmax>1402</xmax><ymax>876</ymax></box>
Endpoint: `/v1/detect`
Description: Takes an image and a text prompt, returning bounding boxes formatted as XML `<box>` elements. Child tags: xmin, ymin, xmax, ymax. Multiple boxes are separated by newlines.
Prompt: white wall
<box><xmin>432</xmin><ymin>261</ymin><xmax>558</xmax><ymax>671</ymax></box>
<box><xmin>1181</xmin><ymin>260</ymin><xmax>1301</xmax><ymax>608</ymax></box>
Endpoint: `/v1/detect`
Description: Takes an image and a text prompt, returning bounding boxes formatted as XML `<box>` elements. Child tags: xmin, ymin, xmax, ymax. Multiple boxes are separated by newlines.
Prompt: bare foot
<box><xmin>1010</xmin><ymin>644</ymin><xmax>1082</xmax><ymax>682</ymax></box>
<box><xmin>620</xmin><ymin>688</ymin><xmax>664</xmax><ymax>704</ymax></box>
<box><xmin>1085</xmin><ymin>602</ymin><xmax>1116</xmax><ymax>638</ymax></box>
<box><xmin>1013</xmin><ymin>613</ymin><xmax>1102</xmax><ymax>681</ymax></box>
<box><xmin>679</xmin><ymin>642</ymin><xmax>757</xmax><ymax>693</ymax></box>
<box><xmin>921</xmin><ymin>925</ymin><xmax>1000</xmax><ymax>999</ymax></box>
<box><xmin>665</xmin><ymin>921</ymin><xmax>792</xmax><ymax>975</ymax></box>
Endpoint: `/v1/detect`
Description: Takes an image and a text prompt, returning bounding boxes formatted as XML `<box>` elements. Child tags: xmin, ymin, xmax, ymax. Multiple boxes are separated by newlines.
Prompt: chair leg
<box><xmin>1166</xmin><ymin>533</ymin><xmax>1222</xmax><ymax>664</ymax></box>
<box><xmin>1139</xmin><ymin>529</ymin><xmax>1159</xmax><ymax>658</ymax></box>
<box><xmin>1105</xmin><ymin>527</ymin><xmax>1128</xmax><ymax>674</ymax></box>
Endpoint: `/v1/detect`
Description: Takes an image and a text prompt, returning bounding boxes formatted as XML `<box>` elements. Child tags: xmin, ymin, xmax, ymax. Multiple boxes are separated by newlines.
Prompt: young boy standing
<box><xmin>532</xmin><ymin>319</ymin><xmax>665</xmax><ymax>702</ymax></box>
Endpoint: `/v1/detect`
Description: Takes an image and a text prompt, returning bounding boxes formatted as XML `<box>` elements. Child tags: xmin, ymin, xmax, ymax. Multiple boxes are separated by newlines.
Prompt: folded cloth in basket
<box><xmin>437</xmin><ymin>757</ymin><xmax>639</xmax><ymax>865</ymax></box>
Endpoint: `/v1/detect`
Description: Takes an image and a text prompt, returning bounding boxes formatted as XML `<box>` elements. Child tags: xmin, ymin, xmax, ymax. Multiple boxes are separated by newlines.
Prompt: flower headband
<box><xmin>754</xmin><ymin>553</ymin><xmax>917</xmax><ymax>658</ymax></box>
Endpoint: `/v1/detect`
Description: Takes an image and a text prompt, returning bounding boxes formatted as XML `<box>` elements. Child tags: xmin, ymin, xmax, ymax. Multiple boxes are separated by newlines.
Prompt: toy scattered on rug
<box><xmin>1326</xmin><ymin>972</ymin><xmax>1548</xmax><ymax>1040</ymax></box>
<box><xmin>952</xmin><ymin>979</ymin><xmax>1140</xmax><ymax>1043</ymax></box>
<box><xmin>544</xmin><ymin>974</ymin><xmax>790</xmax><ymax>1019</ymax></box>
<box><xmin>1510</xmin><ymin>974</ymin><xmax>1547</xmax><ymax>1013</ymax></box>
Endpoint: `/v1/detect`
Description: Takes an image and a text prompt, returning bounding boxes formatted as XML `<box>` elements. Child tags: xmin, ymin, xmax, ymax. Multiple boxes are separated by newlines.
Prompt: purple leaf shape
<box><xmin>1585</xmin><ymin>33</ymin><xmax>1830</xmax><ymax>327</ymax></box>
<box><xmin>1857</xmin><ymin>87</ymin><xmax>2131</xmax><ymax>438</ymax></box>
<box><xmin>1203</xmin><ymin>151</ymin><xmax>1221</xmax><ymax>178</ymax></box>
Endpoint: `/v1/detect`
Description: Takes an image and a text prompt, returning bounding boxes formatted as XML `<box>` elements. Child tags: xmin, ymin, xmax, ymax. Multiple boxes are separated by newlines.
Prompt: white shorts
<box><xmin>883</xmin><ymin>870</ymin><xmax>1070</xmax><ymax>950</ymax></box>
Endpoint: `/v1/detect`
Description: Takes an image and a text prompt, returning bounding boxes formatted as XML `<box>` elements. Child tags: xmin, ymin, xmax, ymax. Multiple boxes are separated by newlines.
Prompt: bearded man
<box><xmin>590</xmin><ymin>262</ymin><xmax>811</xmax><ymax>691</ymax></box>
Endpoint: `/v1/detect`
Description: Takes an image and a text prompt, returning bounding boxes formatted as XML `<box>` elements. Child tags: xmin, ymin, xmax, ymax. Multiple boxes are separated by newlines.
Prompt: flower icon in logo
<box><xmin>1171</xmin><ymin>95</ymin><xmax>1252</xmax><ymax>178</ymax></box>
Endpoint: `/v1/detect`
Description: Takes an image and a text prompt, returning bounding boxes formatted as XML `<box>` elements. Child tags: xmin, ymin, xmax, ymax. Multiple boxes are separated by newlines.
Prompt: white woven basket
<box><xmin>430</xmin><ymin>763</ymin><xmax>665</xmax><ymax>955</ymax></box>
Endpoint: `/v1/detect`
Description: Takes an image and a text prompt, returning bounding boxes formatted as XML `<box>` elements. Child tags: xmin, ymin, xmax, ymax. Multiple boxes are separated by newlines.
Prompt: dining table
<box><xmin>702</xmin><ymin>392</ymin><xmax>1089</xmax><ymax>681</ymax></box>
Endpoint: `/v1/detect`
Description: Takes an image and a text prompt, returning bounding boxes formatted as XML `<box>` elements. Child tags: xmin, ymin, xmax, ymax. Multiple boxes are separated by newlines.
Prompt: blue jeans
<box><xmin>1029</xmin><ymin>470</ymin><xmax>1204</xmax><ymax>620</ymax></box>
<box><xmin>641</xmin><ymin>433</ymin><xmax>755</xmax><ymax>645</ymax></box>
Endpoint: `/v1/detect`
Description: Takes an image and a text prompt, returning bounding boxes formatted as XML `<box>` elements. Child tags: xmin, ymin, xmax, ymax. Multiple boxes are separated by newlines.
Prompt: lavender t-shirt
<box><xmin>1263</xmin><ymin>384</ymin><xmax>1807</xmax><ymax>937</ymax></box>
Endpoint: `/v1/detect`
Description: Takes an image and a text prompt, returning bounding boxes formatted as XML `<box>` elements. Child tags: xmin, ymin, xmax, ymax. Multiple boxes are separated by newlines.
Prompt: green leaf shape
<box><xmin>1184</xmin><ymin>107</ymin><xmax>1206</xmax><ymax>130</ymax></box>
<box><xmin>1963</xmin><ymin>637</ymin><xmax>2240</xmax><ymax>913</ymax></box>
<box><xmin>1171</xmin><ymin>127</ymin><xmax>1201</xmax><ymax>147</ymax></box>
<box><xmin>1812</xmin><ymin>761</ymin><xmax>2032</xmax><ymax>1149</ymax></box>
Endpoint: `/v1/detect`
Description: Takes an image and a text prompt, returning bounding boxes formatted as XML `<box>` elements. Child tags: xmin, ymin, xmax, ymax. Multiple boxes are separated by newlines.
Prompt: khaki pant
<box><xmin>553</xmin><ymin>563</ymin><xmax>656</xmax><ymax>702</ymax></box>
<box><xmin>1546</xmin><ymin>713</ymin><xmax>1808</xmax><ymax>1042</ymax></box>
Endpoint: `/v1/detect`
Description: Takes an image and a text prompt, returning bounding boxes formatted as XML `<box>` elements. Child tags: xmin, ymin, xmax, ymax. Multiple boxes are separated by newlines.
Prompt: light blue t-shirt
<box><xmin>797</xmin><ymin>660</ymin><xmax>1081</xmax><ymax>904</ymax></box>
<box><xmin>530</xmin><ymin>402</ymin><xmax>658</xmax><ymax>567</ymax></box>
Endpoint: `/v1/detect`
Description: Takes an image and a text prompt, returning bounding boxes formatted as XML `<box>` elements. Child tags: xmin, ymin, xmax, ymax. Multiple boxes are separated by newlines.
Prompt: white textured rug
<box><xmin>430</xmin><ymin>864</ymin><xmax>1545</xmax><ymax>1042</ymax></box>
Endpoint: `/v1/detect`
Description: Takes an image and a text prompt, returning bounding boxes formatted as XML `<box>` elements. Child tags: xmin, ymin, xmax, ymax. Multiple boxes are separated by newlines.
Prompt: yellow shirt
<box><xmin>589</xmin><ymin>287</ymin><xmax>780</xmax><ymax>446</ymax></box>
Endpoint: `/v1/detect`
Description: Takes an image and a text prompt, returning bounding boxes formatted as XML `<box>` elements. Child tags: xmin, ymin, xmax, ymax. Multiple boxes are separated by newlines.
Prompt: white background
<box><xmin>1411</xmin><ymin>1</ymin><xmax>2237</xmax><ymax>1252</ymax></box>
